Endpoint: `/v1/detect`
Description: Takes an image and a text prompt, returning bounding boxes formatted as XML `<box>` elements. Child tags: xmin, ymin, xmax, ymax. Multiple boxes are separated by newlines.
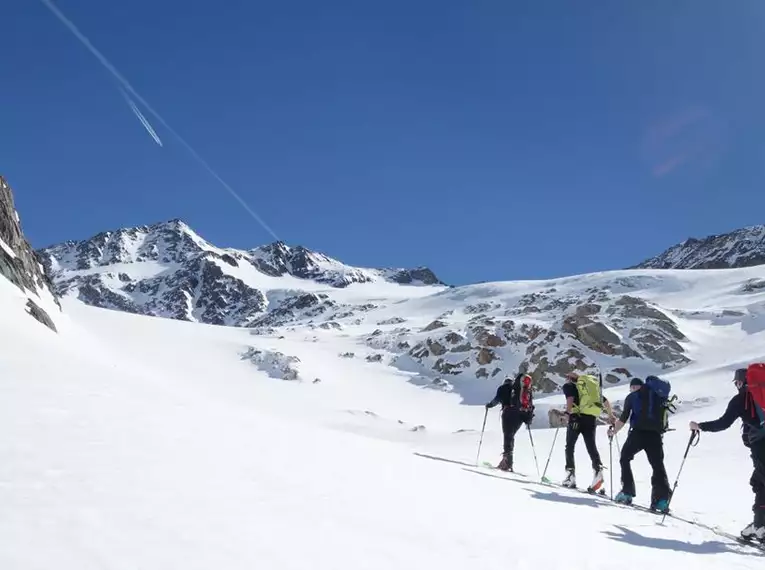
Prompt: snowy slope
<box><xmin>2</xmin><ymin>265</ymin><xmax>765</xmax><ymax>569</ymax></box>
<box><xmin>634</xmin><ymin>224</ymin><xmax>765</xmax><ymax>269</ymax></box>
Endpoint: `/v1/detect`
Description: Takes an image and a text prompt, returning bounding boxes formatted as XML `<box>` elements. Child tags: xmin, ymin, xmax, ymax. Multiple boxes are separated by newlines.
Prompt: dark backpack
<box><xmin>631</xmin><ymin>376</ymin><xmax>677</xmax><ymax>432</ymax></box>
<box><xmin>745</xmin><ymin>364</ymin><xmax>765</xmax><ymax>444</ymax></box>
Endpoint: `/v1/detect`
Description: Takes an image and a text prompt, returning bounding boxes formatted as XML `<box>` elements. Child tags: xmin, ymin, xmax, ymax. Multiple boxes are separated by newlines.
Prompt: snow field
<box><xmin>3</xmin><ymin>265</ymin><xmax>765</xmax><ymax>568</ymax></box>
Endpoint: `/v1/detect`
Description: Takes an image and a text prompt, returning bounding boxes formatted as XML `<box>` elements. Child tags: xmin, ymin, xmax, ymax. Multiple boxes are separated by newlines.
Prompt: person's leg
<box><xmin>564</xmin><ymin>418</ymin><xmax>580</xmax><ymax>471</ymax></box>
<box><xmin>618</xmin><ymin>430</ymin><xmax>642</xmax><ymax>500</ymax></box>
<box><xmin>751</xmin><ymin>441</ymin><xmax>765</xmax><ymax>525</ymax></box>
<box><xmin>580</xmin><ymin>416</ymin><xmax>602</xmax><ymax>470</ymax></box>
<box><xmin>563</xmin><ymin>416</ymin><xmax>581</xmax><ymax>486</ymax></box>
<box><xmin>643</xmin><ymin>431</ymin><xmax>671</xmax><ymax>509</ymax></box>
<box><xmin>499</xmin><ymin>410</ymin><xmax>523</xmax><ymax>470</ymax></box>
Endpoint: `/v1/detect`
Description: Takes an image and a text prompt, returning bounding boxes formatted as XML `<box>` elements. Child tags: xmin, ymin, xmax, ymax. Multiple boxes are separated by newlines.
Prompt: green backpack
<box><xmin>575</xmin><ymin>374</ymin><xmax>603</xmax><ymax>416</ymax></box>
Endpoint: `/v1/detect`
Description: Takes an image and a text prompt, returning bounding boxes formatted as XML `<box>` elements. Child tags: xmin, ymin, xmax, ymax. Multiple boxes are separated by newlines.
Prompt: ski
<box><xmin>480</xmin><ymin>461</ymin><xmax>527</xmax><ymax>477</ymax></box>
<box><xmin>539</xmin><ymin>478</ymin><xmax>606</xmax><ymax>497</ymax></box>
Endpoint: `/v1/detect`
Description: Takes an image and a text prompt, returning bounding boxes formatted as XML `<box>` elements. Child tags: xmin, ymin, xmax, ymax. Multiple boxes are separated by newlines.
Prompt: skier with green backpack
<box><xmin>561</xmin><ymin>371</ymin><xmax>616</xmax><ymax>492</ymax></box>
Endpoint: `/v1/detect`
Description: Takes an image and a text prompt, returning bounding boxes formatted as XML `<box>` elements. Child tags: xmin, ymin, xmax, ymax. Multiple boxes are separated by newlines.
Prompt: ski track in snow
<box><xmin>1</xmin><ymin>266</ymin><xmax>765</xmax><ymax>569</ymax></box>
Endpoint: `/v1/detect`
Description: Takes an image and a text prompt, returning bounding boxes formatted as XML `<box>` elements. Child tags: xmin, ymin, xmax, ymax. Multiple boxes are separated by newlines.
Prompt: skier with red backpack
<box><xmin>689</xmin><ymin>364</ymin><xmax>765</xmax><ymax>543</ymax></box>
<box><xmin>485</xmin><ymin>372</ymin><xmax>535</xmax><ymax>471</ymax></box>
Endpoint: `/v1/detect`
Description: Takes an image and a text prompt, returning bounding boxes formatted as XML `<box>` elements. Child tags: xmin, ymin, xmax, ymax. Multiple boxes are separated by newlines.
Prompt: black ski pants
<box><xmin>501</xmin><ymin>408</ymin><xmax>524</xmax><ymax>461</ymax></box>
<box><xmin>750</xmin><ymin>440</ymin><xmax>765</xmax><ymax>522</ymax></box>
<box><xmin>619</xmin><ymin>429</ymin><xmax>670</xmax><ymax>502</ymax></box>
<box><xmin>565</xmin><ymin>413</ymin><xmax>602</xmax><ymax>472</ymax></box>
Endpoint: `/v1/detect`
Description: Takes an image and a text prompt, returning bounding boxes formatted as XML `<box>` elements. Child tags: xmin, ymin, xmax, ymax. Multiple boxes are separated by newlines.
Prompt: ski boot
<box><xmin>614</xmin><ymin>491</ymin><xmax>634</xmax><ymax>505</ymax></box>
<box><xmin>651</xmin><ymin>498</ymin><xmax>670</xmax><ymax>514</ymax></box>
<box><xmin>496</xmin><ymin>453</ymin><xmax>513</xmax><ymax>472</ymax></box>
<box><xmin>740</xmin><ymin>522</ymin><xmax>765</xmax><ymax>542</ymax></box>
<box><xmin>562</xmin><ymin>468</ymin><xmax>576</xmax><ymax>488</ymax></box>
<box><xmin>587</xmin><ymin>467</ymin><xmax>605</xmax><ymax>495</ymax></box>
<box><xmin>741</xmin><ymin>510</ymin><xmax>765</xmax><ymax>542</ymax></box>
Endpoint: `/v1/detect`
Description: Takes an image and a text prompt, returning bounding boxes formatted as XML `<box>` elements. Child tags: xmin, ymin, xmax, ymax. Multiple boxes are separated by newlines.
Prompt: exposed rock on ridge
<box><xmin>0</xmin><ymin>175</ymin><xmax>59</xmax><ymax>331</ymax></box>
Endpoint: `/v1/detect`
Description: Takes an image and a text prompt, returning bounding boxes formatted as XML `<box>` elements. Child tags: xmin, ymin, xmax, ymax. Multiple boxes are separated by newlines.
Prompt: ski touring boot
<box><xmin>587</xmin><ymin>467</ymin><xmax>605</xmax><ymax>495</ymax></box>
<box><xmin>562</xmin><ymin>468</ymin><xmax>576</xmax><ymax>488</ymax></box>
<box><xmin>614</xmin><ymin>491</ymin><xmax>634</xmax><ymax>505</ymax></box>
<box><xmin>741</xmin><ymin>509</ymin><xmax>765</xmax><ymax>543</ymax></box>
<box><xmin>496</xmin><ymin>453</ymin><xmax>513</xmax><ymax>472</ymax></box>
<box><xmin>740</xmin><ymin>522</ymin><xmax>765</xmax><ymax>543</ymax></box>
<box><xmin>650</xmin><ymin>498</ymin><xmax>670</xmax><ymax>514</ymax></box>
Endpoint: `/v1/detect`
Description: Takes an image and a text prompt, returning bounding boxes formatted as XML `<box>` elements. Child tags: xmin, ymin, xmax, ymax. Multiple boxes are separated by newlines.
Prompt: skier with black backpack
<box><xmin>485</xmin><ymin>372</ymin><xmax>535</xmax><ymax>471</ymax></box>
<box><xmin>561</xmin><ymin>371</ymin><xmax>616</xmax><ymax>491</ymax></box>
<box><xmin>608</xmin><ymin>376</ymin><xmax>675</xmax><ymax>512</ymax></box>
<box><xmin>689</xmin><ymin>365</ymin><xmax>765</xmax><ymax>543</ymax></box>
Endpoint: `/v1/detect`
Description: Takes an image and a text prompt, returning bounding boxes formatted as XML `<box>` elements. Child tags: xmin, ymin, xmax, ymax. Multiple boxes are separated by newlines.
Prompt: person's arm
<box><xmin>562</xmin><ymin>383</ymin><xmax>575</xmax><ymax>413</ymax></box>
<box><xmin>602</xmin><ymin>396</ymin><xmax>617</xmax><ymax>424</ymax></box>
<box><xmin>486</xmin><ymin>386</ymin><xmax>502</xmax><ymax>408</ymax></box>
<box><xmin>610</xmin><ymin>394</ymin><xmax>632</xmax><ymax>437</ymax></box>
<box><xmin>690</xmin><ymin>394</ymin><xmax>741</xmax><ymax>432</ymax></box>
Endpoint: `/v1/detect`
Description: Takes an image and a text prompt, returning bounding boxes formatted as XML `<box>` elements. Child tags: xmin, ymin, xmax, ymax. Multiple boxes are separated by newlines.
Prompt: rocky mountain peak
<box><xmin>0</xmin><ymin>175</ymin><xmax>59</xmax><ymax>331</ymax></box>
<box><xmin>633</xmin><ymin>225</ymin><xmax>765</xmax><ymax>270</ymax></box>
<box><xmin>41</xmin><ymin>218</ymin><xmax>216</xmax><ymax>274</ymax></box>
<box><xmin>38</xmin><ymin>219</ymin><xmax>445</xmax><ymax>328</ymax></box>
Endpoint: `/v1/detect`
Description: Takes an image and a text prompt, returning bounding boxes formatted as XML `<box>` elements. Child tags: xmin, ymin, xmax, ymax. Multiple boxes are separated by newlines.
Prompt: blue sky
<box><xmin>2</xmin><ymin>1</ymin><xmax>764</xmax><ymax>285</ymax></box>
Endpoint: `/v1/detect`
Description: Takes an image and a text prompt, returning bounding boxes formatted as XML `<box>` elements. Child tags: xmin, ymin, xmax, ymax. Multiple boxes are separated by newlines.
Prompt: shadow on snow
<box><xmin>604</xmin><ymin>525</ymin><xmax>761</xmax><ymax>557</ymax></box>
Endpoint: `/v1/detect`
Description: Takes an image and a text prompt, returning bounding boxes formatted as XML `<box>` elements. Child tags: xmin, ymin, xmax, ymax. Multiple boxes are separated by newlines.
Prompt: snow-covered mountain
<box><xmin>38</xmin><ymin>219</ymin><xmax>765</xmax><ymax>400</ymax></box>
<box><xmin>39</xmin><ymin>219</ymin><xmax>442</xmax><ymax>326</ymax></box>
<box><xmin>633</xmin><ymin>225</ymin><xmax>765</xmax><ymax>269</ymax></box>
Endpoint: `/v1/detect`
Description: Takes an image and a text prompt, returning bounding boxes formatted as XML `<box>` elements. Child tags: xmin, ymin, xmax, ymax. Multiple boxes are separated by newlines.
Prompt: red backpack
<box><xmin>519</xmin><ymin>374</ymin><xmax>533</xmax><ymax>412</ymax></box>
<box><xmin>745</xmin><ymin>364</ymin><xmax>765</xmax><ymax>441</ymax></box>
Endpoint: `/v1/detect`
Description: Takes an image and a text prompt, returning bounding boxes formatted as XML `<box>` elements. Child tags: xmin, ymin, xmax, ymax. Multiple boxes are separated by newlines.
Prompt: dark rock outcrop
<box><xmin>633</xmin><ymin>225</ymin><xmax>765</xmax><ymax>269</ymax></box>
<box><xmin>0</xmin><ymin>176</ymin><xmax>59</xmax><ymax>331</ymax></box>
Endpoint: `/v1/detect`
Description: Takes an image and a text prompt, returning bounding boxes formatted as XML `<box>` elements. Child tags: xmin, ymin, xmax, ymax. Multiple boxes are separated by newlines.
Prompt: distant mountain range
<box><xmin>1</xmin><ymin>172</ymin><xmax>759</xmax><ymax>397</ymax></box>
<box><xmin>632</xmin><ymin>225</ymin><xmax>765</xmax><ymax>270</ymax></box>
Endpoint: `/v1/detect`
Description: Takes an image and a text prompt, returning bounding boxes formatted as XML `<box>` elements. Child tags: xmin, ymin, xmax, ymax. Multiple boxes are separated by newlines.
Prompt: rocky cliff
<box><xmin>0</xmin><ymin>176</ymin><xmax>59</xmax><ymax>331</ymax></box>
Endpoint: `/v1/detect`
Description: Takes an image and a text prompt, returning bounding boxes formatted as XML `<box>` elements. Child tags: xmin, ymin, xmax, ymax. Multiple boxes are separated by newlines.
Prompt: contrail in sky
<box><xmin>121</xmin><ymin>88</ymin><xmax>163</xmax><ymax>146</ymax></box>
<box><xmin>38</xmin><ymin>0</ymin><xmax>280</xmax><ymax>241</ymax></box>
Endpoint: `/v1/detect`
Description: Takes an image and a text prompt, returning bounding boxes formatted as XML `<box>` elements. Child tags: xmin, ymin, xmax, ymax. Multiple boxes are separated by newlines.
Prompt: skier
<box><xmin>608</xmin><ymin>377</ymin><xmax>672</xmax><ymax>512</ymax></box>
<box><xmin>689</xmin><ymin>365</ymin><xmax>765</xmax><ymax>542</ymax></box>
<box><xmin>562</xmin><ymin>371</ymin><xmax>616</xmax><ymax>491</ymax></box>
<box><xmin>485</xmin><ymin>372</ymin><xmax>535</xmax><ymax>471</ymax></box>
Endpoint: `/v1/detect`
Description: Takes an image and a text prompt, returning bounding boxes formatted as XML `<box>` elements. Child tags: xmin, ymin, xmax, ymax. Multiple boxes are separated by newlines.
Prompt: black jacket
<box><xmin>699</xmin><ymin>389</ymin><xmax>764</xmax><ymax>446</ymax></box>
<box><xmin>487</xmin><ymin>375</ymin><xmax>533</xmax><ymax>415</ymax></box>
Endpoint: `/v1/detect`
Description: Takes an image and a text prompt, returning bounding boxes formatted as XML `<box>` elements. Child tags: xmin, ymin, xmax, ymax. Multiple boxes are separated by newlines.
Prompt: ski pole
<box><xmin>527</xmin><ymin>424</ymin><xmax>541</xmax><ymax>479</ymax></box>
<box><xmin>541</xmin><ymin>426</ymin><xmax>560</xmax><ymax>483</ymax></box>
<box><xmin>661</xmin><ymin>430</ymin><xmax>701</xmax><ymax>524</ymax></box>
<box><xmin>608</xmin><ymin>433</ymin><xmax>614</xmax><ymax>501</ymax></box>
<box><xmin>475</xmin><ymin>407</ymin><xmax>489</xmax><ymax>466</ymax></box>
<box><xmin>614</xmin><ymin>432</ymin><xmax>622</xmax><ymax>456</ymax></box>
